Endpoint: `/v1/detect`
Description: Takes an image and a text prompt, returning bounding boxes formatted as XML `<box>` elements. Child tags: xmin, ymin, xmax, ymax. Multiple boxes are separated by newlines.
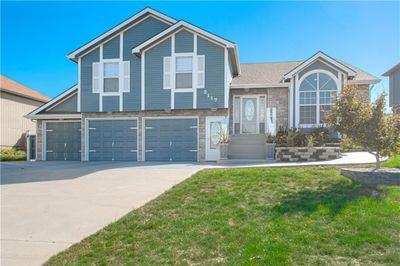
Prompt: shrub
<box><xmin>0</xmin><ymin>148</ymin><xmax>26</xmax><ymax>161</ymax></box>
<box><xmin>267</xmin><ymin>127</ymin><xmax>331</xmax><ymax>147</ymax></box>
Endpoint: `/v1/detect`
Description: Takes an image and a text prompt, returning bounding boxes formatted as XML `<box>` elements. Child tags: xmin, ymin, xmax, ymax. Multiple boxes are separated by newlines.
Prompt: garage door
<box><xmin>88</xmin><ymin>120</ymin><xmax>137</xmax><ymax>161</ymax></box>
<box><xmin>144</xmin><ymin>118</ymin><xmax>198</xmax><ymax>162</ymax></box>
<box><xmin>46</xmin><ymin>122</ymin><xmax>81</xmax><ymax>161</ymax></box>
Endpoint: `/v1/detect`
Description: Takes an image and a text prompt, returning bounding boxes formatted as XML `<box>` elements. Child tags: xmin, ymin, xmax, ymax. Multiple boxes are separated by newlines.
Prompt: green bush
<box><xmin>340</xmin><ymin>136</ymin><xmax>364</xmax><ymax>152</ymax></box>
<box><xmin>267</xmin><ymin>127</ymin><xmax>332</xmax><ymax>147</ymax></box>
<box><xmin>0</xmin><ymin>148</ymin><xmax>26</xmax><ymax>161</ymax></box>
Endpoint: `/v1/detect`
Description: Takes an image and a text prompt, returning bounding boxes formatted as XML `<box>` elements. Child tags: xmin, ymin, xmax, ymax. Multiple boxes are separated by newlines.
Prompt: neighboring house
<box><xmin>382</xmin><ymin>63</ymin><xmax>400</xmax><ymax>112</ymax></box>
<box><xmin>26</xmin><ymin>7</ymin><xmax>380</xmax><ymax>162</ymax></box>
<box><xmin>1</xmin><ymin>75</ymin><xmax>50</xmax><ymax>149</ymax></box>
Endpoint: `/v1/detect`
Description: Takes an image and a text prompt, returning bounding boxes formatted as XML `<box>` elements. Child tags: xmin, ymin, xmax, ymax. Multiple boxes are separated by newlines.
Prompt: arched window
<box><xmin>299</xmin><ymin>72</ymin><xmax>338</xmax><ymax>125</ymax></box>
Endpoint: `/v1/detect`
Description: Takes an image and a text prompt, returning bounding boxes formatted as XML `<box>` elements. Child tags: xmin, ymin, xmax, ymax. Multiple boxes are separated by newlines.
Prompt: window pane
<box><xmin>176</xmin><ymin>73</ymin><xmax>192</xmax><ymax>88</ymax></box>
<box><xmin>104</xmin><ymin>62</ymin><xmax>119</xmax><ymax>77</ymax></box>
<box><xmin>320</xmin><ymin>91</ymin><xmax>336</xmax><ymax>104</ymax></box>
<box><xmin>300</xmin><ymin>106</ymin><xmax>316</xmax><ymax>124</ymax></box>
<box><xmin>299</xmin><ymin>73</ymin><xmax>317</xmax><ymax>91</ymax></box>
<box><xmin>319</xmin><ymin>73</ymin><xmax>337</xmax><ymax>91</ymax></box>
<box><xmin>300</xmin><ymin>91</ymin><xmax>316</xmax><ymax>105</ymax></box>
<box><xmin>176</xmin><ymin>57</ymin><xmax>192</xmax><ymax>72</ymax></box>
<box><xmin>104</xmin><ymin>78</ymin><xmax>119</xmax><ymax>92</ymax></box>
<box><xmin>320</xmin><ymin>105</ymin><xmax>331</xmax><ymax>123</ymax></box>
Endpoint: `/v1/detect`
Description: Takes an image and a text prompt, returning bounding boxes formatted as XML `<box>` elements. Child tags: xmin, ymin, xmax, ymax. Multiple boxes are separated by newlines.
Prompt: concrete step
<box><xmin>229</xmin><ymin>145</ymin><xmax>266</xmax><ymax>154</ymax></box>
<box><xmin>229</xmin><ymin>153</ymin><xmax>266</xmax><ymax>159</ymax></box>
<box><xmin>217</xmin><ymin>159</ymin><xmax>274</xmax><ymax>164</ymax></box>
<box><xmin>230</xmin><ymin>134</ymin><xmax>266</xmax><ymax>141</ymax></box>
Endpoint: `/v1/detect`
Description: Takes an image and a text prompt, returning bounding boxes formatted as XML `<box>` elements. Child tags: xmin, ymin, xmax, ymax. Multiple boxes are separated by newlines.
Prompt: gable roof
<box><xmin>283</xmin><ymin>51</ymin><xmax>357</xmax><ymax>79</ymax></box>
<box><xmin>382</xmin><ymin>63</ymin><xmax>400</xmax><ymax>76</ymax></box>
<box><xmin>232</xmin><ymin>59</ymin><xmax>380</xmax><ymax>87</ymax></box>
<box><xmin>67</xmin><ymin>7</ymin><xmax>177</xmax><ymax>61</ymax></box>
<box><xmin>131</xmin><ymin>20</ymin><xmax>240</xmax><ymax>75</ymax></box>
<box><xmin>0</xmin><ymin>75</ymin><xmax>50</xmax><ymax>103</ymax></box>
<box><xmin>26</xmin><ymin>85</ymin><xmax>78</xmax><ymax>118</ymax></box>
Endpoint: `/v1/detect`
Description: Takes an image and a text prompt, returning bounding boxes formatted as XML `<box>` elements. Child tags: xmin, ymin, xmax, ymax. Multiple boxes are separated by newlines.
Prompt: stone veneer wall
<box><xmin>229</xmin><ymin>87</ymin><xmax>288</xmax><ymax>134</ymax></box>
<box><xmin>36</xmin><ymin>121</ymin><xmax>43</xmax><ymax>160</ymax></box>
<box><xmin>355</xmin><ymin>84</ymin><xmax>370</xmax><ymax>99</ymax></box>
<box><xmin>36</xmin><ymin>109</ymin><xmax>228</xmax><ymax>162</ymax></box>
<box><xmin>276</xmin><ymin>147</ymin><xmax>340</xmax><ymax>162</ymax></box>
<box><xmin>81</xmin><ymin>109</ymin><xmax>228</xmax><ymax>161</ymax></box>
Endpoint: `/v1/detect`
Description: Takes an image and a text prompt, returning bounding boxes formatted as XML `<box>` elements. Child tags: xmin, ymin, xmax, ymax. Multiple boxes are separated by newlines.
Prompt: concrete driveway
<box><xmin>1</xmin><ymin>161</ymin><xmax>207</xmax><ymax>266</ymax></box>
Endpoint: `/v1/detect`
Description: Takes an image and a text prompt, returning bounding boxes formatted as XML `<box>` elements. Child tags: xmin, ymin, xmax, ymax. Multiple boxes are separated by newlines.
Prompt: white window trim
<box><xmin>296</xmin><ymin>69</ymin><xmax>340</xmax><ymax>128</ymax></box>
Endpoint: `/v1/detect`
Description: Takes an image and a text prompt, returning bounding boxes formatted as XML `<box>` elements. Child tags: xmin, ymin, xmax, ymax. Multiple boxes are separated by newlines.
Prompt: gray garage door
<box><xmin>88</xmin><ymin>120</ymin><xmax>137</xmax><ymax>161</ymax></box>
<box><xmin>46</xmin><ymin>122</ymin><xmax>81</xmax><ymax>161</ymax></box>
<box><xmin>144</xmin><ymin>119</ymin><xmax>198</xmax><ymax>162</ymax></box>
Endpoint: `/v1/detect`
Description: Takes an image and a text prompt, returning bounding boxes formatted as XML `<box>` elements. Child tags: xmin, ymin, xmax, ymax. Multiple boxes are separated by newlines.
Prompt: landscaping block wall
<box><xmin>276</xmin><ymin>147</ymin><xmax>340</xmax><ymax>162</ymax></box>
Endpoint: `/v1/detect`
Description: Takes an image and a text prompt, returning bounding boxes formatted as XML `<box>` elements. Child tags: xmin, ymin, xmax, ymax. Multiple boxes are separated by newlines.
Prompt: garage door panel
<box><xmin>46</xmin><ymin>122</ymin><xmax>81</xmax><ymax>161</ymax></box>
<box><xmin>144</xmin><ymin>119</ymin><xmax>197</xmax><ymax>162</ymax></box>
<box><xmin>88</xmin><ymin>120</ymin><xmax>137</xmax><ymax>161</ymax></box>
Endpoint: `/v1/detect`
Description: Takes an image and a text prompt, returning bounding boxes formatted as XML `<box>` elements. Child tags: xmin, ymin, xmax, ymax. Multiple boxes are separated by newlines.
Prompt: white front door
<box><xmin>205</xmin><ymin>116</ymin><xmax>226</xmax><ymax>161</ymax></box>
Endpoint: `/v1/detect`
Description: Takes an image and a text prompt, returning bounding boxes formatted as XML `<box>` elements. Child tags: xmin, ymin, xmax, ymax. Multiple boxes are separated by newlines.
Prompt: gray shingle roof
<box><xmin>232</xmin><ymin>60</ymin><xmax>380</xmax><ymax>86</ymax></box>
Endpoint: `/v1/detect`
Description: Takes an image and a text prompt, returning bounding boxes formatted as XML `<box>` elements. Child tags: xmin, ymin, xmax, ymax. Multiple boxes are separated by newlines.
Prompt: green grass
<box><xmin>382</xmin><ymin>155</ymin><xmax>400</xmax><ymax>168</ymax></box>
<box><xmin>46</xmin><ymin>167</ymin><xmax>400</xmax><ymax>265</ymax></box>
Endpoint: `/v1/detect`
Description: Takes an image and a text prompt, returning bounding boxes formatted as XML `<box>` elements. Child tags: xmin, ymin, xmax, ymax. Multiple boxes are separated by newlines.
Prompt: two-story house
<box><xmin>27</xmin><ymin>7</ymin><xmax>380</xmax><ymax>162</ymax></box>
<box><xmin>383</xmin><ymin>63</ymin><xmax>400</xmax><ymax>112</ymax></box>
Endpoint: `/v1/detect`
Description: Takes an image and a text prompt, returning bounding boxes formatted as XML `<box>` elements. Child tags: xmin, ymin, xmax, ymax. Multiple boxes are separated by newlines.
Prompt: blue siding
<box><xmin>197</xmin><ymin>36</ymin><xmax>225</xmax><ymax>109</ymax></box>
<box><xmin>175</xmin><ymin>30</ymin><xmax>193</xmax><ymax>53</ymax></box>
<box><xmin>103</xmin><ymin>96</ymin><xmax>119</xmax><ymax>112</ymax></box>
<box><xmin>174</xmin><ymin>92</ymin><xmax>193</xmax><ymax>109</ymax></box>
<box><xmin>44</xmin><ymin>93</ymin><xmax>78</xmax><ymax>113</ymax></box>
<box><xmin>103</xmin><ymin>36</ymin><xmax>120</xmax><ymax>59</ymax></box>
<box><xmin>81</xmin><ymin>48</ymin><xmax>100</xmax><ymax>112</ymax></box>
<box><xmin>123</xmin><ymin>16</ymin><xmax>171</xmax><ymax>111</ymax></box>
<box><xmin>145</xmin><ymin>38</ymin><xmax>172</xmax><ymax>110</ymax></box>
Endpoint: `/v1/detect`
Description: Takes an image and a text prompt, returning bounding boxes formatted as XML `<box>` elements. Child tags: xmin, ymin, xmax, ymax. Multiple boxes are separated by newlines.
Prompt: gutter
<box><xmin>230</xmin><ymin>83</ymin><xmax>290</xmax><ymax>89</ymax></box>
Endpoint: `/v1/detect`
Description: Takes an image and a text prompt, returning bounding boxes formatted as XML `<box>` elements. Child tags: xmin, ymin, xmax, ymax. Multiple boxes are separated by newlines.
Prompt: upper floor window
<box><xmin>299</xmin><ymin>72</ymin><xmax>338</xmax><ymax>126</ymax></box>
<box><xmin>176</xmin><ymin>56</ymin><xmax>193</xmax><ymax>89</ymax></box>
<box><xmin>103</xmin><ymin>62</ymin><xmax>119</xmax><ymax>93</ymax></box>
<box><xmin>92</xmin><ymin>61</ymin><xmax>130</xmax><ymax>94</ymax></box>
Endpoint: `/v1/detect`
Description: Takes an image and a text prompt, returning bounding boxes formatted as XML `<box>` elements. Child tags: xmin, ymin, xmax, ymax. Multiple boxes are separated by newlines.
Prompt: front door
<box><xmin>205</xmin><ymin>116</ymin><xmax>226</xmax><ymax>161</ymax></box>
<box><xmin>241</xmin><ymin>97</ymin><xmax>258</xmax><ymax>134</ymax></box>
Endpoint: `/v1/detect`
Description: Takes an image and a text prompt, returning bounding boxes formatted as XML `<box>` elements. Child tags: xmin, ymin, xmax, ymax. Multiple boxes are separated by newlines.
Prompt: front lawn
<box><xmin>46</xmin><ymin>167</ymin><xmax>400</xmax><ymax>265</ymax></box>
<box><xmin>382</xmin><ymin>155</ymin><xmax>400</xmax><ymax>168</ymax></box>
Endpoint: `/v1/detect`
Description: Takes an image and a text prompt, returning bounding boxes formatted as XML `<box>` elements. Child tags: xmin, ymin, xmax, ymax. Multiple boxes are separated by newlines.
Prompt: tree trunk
<box><xmin>375</xmin><ymin>152</ymin><xmax>381</xmax><ymax>170</ymax></box>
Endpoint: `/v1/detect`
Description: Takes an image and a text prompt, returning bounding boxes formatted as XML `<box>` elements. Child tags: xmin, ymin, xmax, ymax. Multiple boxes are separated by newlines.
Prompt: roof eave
<box><xmin>382</xmin><ymin>63</ymin><xmax>400</xmax><ymax>76</ymax></box>
<box><xmin>67</xmin><ymin>7</ymin><xmax>177</xmax><ymax>61</ymax></box>
<box><xmin>283</xmin><ymin>51</ymin><xmax>357</xmax><ymax>79</ymax></box>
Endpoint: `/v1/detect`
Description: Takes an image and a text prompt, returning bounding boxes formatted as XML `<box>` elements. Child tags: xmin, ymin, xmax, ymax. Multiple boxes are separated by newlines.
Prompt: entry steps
<box><xmin>228</xmin><ymin>134</ymin><xmax>267</xmax><ymax>160</ymax></box>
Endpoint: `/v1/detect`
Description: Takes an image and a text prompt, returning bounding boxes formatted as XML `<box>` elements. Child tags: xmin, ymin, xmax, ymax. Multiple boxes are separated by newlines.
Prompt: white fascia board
<box><xmin>132</xmin><ymin>21</ymin><xmax>235</xmax><ymax>54</ymax></box>
<box><xmin>67</xmin><ymin>8</ymin><xmax>177</xmax><ymax>60</ymax></box>
<box><xmin>25</xmin><ymin>114</ymin><xmax>82</xmax><ymax>120</ymax></box>
<box><xmin>283</xmin><ymin>51</ymin><xmax>357</xmax><ymax>79</ymax></box>
<box><xmin>230</xmin><ymin>83</ymin><xmax>290</xmax><ymax>89</ymax></box>
<box><xmin>27</xmin><ymin>85</ymin><xmax>78</xmax><ymax>116</ymax></box>
<box><xmin>348</xmin><ymin>79</ymin><xmax>381</xmax><ymax>85</ymax></box>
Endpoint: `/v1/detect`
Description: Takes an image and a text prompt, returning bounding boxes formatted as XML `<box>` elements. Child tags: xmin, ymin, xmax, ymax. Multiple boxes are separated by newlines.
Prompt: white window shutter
<box><xmin>163</xmin><ymin>56</ymin><xmax>171</xmax><ymax>90</ymax></box>
<box><xmin>122</xmin><ymin>61</ymin><xmax>130</xmax><ymax>92</ymax></box>
<box><xmin>92</xmin><ymin>62</ymin><xmax>100</xmax><ymax>93</ymax></box>
<box><xmin>197</xmin><ymin>55</ymin><xmax>205</xmax><ymax>88</ymax></box>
